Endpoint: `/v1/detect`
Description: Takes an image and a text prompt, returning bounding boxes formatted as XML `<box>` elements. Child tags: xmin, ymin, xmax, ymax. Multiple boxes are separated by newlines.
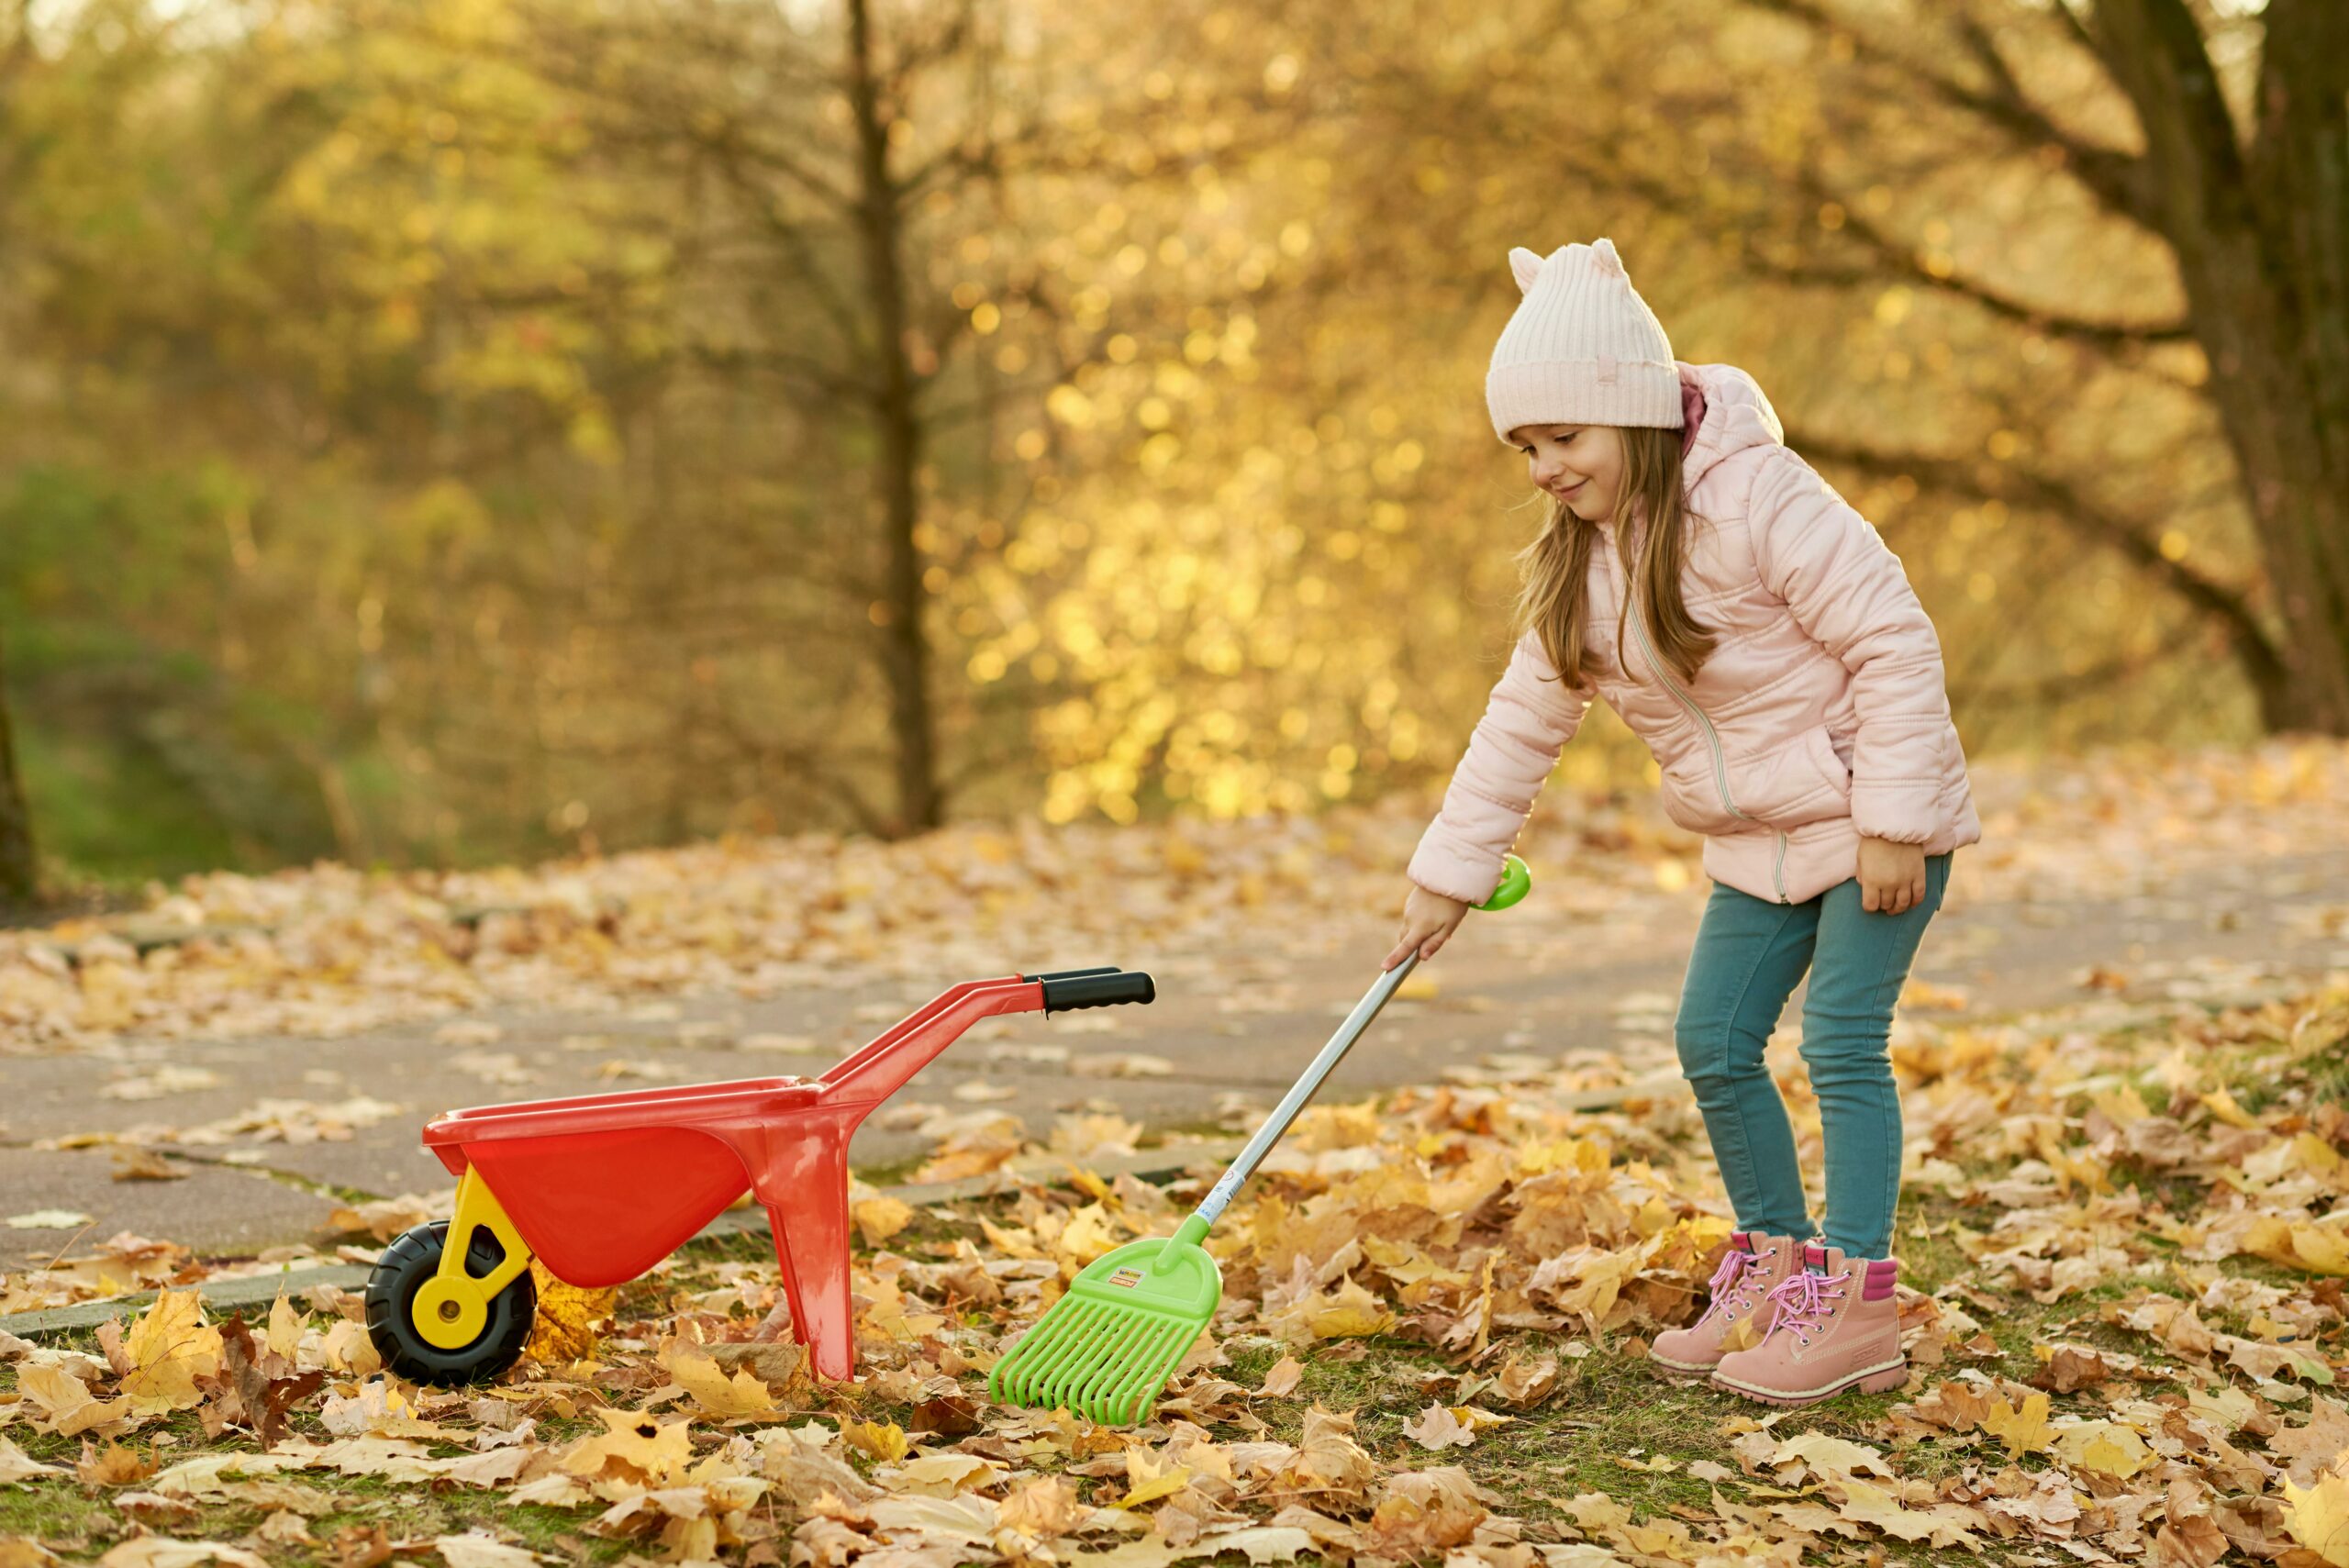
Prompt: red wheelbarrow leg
<box><xmin>732</xmin><ymin>1108</ymin><xmax>863</xmax><ymax>1382</ymax></box>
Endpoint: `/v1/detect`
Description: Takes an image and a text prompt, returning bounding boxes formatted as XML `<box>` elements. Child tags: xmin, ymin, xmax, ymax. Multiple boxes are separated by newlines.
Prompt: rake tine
<box><xmin>1127</xmin><ymin>1318</ymin><xmax>1195</xmax><ymax>1421</ymax></box>
<box><xmin>1063</xmin><ymin>1308</ymin><xmax>1156</xmax><ymax>1416</ymax></box>
<box><xmin>1033</xmin><ymin>1300</ymin><xmax>1116</xmax><ymax>1398</ymax></box>
<box><xmin>1070</xmin><ymin>1308</ymin><xmax>1163</xmax><ymax>1418</ymax></box>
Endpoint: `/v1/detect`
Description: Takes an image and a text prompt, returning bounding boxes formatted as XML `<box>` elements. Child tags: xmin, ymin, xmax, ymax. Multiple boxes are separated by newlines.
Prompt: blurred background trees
<box><xmin>0</xmin><ymin>0</ymin><xmax>2338</xmax><ymax>897</ymax></box>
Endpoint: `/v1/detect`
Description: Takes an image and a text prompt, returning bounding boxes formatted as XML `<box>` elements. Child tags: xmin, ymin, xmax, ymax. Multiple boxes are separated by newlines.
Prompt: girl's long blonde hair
<box><xmin>1511</xmin><ymin>424</ymin><xmax>1716</xmax><ymax>693</ymax></box>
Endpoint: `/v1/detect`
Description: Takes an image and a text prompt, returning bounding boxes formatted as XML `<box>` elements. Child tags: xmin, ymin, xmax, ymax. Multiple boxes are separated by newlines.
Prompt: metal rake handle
<box><xmin>1193</xmin><ymin>948</ymin><xmax>1419</xmax><ymax>1225</ymax></box>
<box><xmin>1186</xmin><ymin>852</ymin><xmax>1532</xmax><ymax>1228</ymax></box>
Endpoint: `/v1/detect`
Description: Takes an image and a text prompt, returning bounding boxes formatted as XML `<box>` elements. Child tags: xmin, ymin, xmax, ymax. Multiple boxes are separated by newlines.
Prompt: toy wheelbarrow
<box><xmin>364</xmin><ymin>966</ymin><xmax>1155</xmax><ymax>1385</ymax></box>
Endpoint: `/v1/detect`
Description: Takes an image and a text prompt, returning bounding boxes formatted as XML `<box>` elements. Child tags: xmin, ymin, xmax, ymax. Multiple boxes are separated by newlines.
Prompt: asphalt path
<box><xmin>5</xmin><ymin>839</ymin><xmax>2344</xmax><ymax>1273</ymax></box>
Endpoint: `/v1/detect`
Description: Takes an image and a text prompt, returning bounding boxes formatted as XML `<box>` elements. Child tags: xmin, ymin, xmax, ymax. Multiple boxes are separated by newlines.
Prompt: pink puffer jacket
<box><xmin>1408</xmin><ymin>361</ymin><xmax>1981</xmax><ymax>908</ymax></box>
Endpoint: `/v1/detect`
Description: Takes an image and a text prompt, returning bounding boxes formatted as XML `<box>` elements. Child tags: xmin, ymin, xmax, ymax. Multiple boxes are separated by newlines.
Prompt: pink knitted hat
<box><xmin>1486</xmin><ymin>238</ymin><xmax>1682</xmax><ymax>444</ymax></box>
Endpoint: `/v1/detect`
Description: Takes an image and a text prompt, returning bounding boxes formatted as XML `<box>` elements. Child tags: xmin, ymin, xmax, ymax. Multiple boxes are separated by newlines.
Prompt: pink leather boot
<box><xmin>1709</xmin><ymin>1242</ymin><xmax>1907</xmax><ymax>1406</ymax></box>
<box><xmin>1647</xmin><ymin>1231</ymin><xmax>1801</xmax><ymax>1378</ymax></box>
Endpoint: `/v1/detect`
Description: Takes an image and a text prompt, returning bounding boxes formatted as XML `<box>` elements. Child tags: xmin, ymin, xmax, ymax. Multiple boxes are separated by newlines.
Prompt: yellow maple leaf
<box><xmin>2247</xmin><ymin>1217</ymin><xmax>2349</xmax><ymax>1276</ymax></box>
<box><xmin>841</xmin><ymin>1418</ymin><xmax>910</xmax><ymax>1462</ymax></box>
<box><xmin>264</xmin><ymin>1294</ymin><xmax>305</xmax><ymax>1362</ymax></box>
<box><xmin>2053</xmin><ymin>1420</ymin><xmax>2154</xmax><ymax>1479</ymax></box>
<box><xmin>120</xmin><ymin>1287</ymin><xmax>222</xmax><ymax>1412</ymax></box>
<box><xmin>2291</xmin><ymin>1226</ymin><xmax>2349</xmax><ymax>1275</ymax></box>
<box><xmin>2286</xmin><ymin>1462</ymin><xmax>2349</xmax><ymax>1567</ymax></box>
<box><xmin>852</xmin><ymin>1195</ymin><xmax>915</xmax><ymax>1247</ymax></box>
<box><xmin>15</xmin><ymin>1363</ymin><xmax>132</xmax><ymax>1438</ymax></box>
<box><xmin>2200</xmin><ymin>1087</ymin><xmax>2258</xmax><ymax>1129</ymax></box>
<box><xmin>662</xmin><ymin>1340</ymin><xmax>779</xmax><ymax>1418</ymax></box>
<box><xmin>1308</xmin><ymin>1277</ymin><xmax>1397</xmax><ymax>1340</ymax></box>
<box><xmin>1115</xmin><ymin>1449</ymin><xmax>1194</xmax><ymax>1509</ymax></box>
<box><xmin>1052</xmin><ymin>1202</ymin><xmax>1121</xmax><ymax>1265</ymax></box>
<box><xmin>1982</xmin><ymin>1393</ymin><xmax>2054</xmax><ymax>1459</ymax></box>
<box><xmin>561</xmin><ymin>1407</ymin><xmax>694</xmax><ymax>1485</ymax></box>
<box><xmin>1402</xmin><ymin>1403</ymin><xmax>1476</xmax><ymax>1451</ymax></box>
<box><xmin>524</xmin><ymin>1263</ymin><xmax>614</xmax><ymax>1367</ymax></box>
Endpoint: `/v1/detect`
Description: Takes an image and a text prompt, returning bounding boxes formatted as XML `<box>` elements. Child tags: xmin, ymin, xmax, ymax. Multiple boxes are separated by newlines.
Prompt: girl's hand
<box><xmin>1385</xmin><ymin>884</ymin><xmax>1471</xmax><ymax>970</ymax></box>
<box><xmin>1856</xmin><ymin>835</ymin><xmax>1928</xmax><ymax>915</ymax></box>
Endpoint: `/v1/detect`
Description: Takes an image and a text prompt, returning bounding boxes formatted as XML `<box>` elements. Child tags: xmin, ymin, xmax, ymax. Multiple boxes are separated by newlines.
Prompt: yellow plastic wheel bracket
<box><xmin>412</xmin><ymin>1167</ymin><xmax>533</xmax><ymax>1351</ymax></box>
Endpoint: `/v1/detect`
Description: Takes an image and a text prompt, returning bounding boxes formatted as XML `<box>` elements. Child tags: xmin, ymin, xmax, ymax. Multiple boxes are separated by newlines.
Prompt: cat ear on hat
<box><xmin>1508</xmin><ymin>246</ymin><xmax>1544</xmax><ymax>295</ymax></box>
<box><xmin>1590</xmin><ymin>238</ymin><xmax>1626</xmax><ymax>278</ymax></box>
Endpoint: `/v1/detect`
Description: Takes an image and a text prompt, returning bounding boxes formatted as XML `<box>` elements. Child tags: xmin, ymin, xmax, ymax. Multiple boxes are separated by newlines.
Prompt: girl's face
<box><xmin>1512</xmin><ymin>424</ymin><xmax>1625</xmax><ymax>524</ymax></box>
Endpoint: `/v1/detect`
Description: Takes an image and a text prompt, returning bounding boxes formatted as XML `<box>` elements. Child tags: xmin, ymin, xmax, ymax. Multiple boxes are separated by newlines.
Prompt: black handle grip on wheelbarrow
<box><xmin>1040</xmin><ymin>971</ymin><xmax>1156</xmax><ymax>1014</ymax></box>
<box><xmin>1022</xmin><ymin>966</ymin><xmax>1123</xmax><ymax>984</ymax></box>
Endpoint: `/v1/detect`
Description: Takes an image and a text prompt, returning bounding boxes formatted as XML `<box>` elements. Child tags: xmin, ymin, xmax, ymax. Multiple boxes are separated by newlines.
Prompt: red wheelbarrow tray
<box><xmin>416</xmin><ymin>966</ymin><xmax>1154</xmax><ymax>1381</ymax></box>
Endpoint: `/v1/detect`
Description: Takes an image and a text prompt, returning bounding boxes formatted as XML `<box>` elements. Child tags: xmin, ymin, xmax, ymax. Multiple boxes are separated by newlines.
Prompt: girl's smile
<box><xmin>1512</xmin><ymin>423</ymin><xmax>1624</xmax><ymax>522</ymax></box>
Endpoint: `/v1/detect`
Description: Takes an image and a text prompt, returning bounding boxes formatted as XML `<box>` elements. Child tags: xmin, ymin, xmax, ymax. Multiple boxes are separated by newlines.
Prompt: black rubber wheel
<box><xmin>364</xmin><ymin>1218</ymin><xmax>537</xmax><ymax>1386</ymax></box>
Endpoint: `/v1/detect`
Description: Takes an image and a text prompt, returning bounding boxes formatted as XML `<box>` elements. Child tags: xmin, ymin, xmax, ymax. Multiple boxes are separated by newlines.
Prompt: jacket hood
<box><xmin>1677</xmin><ymin>361</ymin><xmax>1784</xmax><ymax>490</ymax></box>
<box><xmin>1594</xmin><ymin>361</ymin><xmax>1784</xmax><ymax>536</ymax></box>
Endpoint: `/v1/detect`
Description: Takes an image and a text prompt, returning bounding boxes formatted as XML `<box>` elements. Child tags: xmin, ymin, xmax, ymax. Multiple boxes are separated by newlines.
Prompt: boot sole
<box><xmin>1646</xmin><ymin>1351</ymin><xmax>1720</xmax><ymax>1380</ymax></box>
<box><xmin>1709</xmin><ymin>1357</ymin><xmax>1907</xmax><ymax>1407</ymax></box>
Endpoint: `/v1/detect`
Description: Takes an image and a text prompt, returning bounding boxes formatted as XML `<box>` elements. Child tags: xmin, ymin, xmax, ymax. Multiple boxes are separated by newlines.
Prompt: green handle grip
<box><xmin>1475</xmin><ymin>852</ymin><xmax>1532</xmax><ymax>912</ymax></box>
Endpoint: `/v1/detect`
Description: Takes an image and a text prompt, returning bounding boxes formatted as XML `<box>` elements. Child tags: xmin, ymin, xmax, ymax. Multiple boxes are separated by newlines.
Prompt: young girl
<box><xmin>1383</xmin><ymin>238</ymin><xmax>1980</xmax><ymax>1407</ymax></box>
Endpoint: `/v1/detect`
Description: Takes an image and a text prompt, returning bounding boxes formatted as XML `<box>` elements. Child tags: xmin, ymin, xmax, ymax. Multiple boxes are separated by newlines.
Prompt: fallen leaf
<box><xmin>2285</xmin><ymin>1460</ymin><xmax>2349</xmax><ymax>1567</ymax></box>
<box><xmin>110</xmin><ymin>1147</ymin><xmax>186</xmax><ymax>1182</ymax></box>
<box><xmin>662</xmin><ymin>1340</ymin><xmax>781</xmax><ymax>1418</ymax></box>
<box><xmin>1257</xmin><ymin>1356</ymin><xmax>1304</xmax><ymax>1398</ymax></box>
<box><xmin>1982</xmin><ymin>1392</ymin><xmax>2055</xmax><ymax>1459</ymax></box>
<box><xmin>120</xmin><ymin>1288</ymin><xmax>223</xmax><ymax>1413</ymax></box>
<box><xmin>0</xmin><ymin>1437</ymin><xmax>63</xmax><ymax>1483</ymax></box>
<box><xmin>1116</xmin><ymin>1449</ymin><xmax>1195</xmax><ymax>1508</ymax></box>
<box><xmin>1402</xmin><ymin>1403</ymin><xmax>1477</xmax><ymax>1451</ymax></box>
<box><xmin>841</xmin><ymin>1419</ymin><xmax>910</xmax><ymax>1464</ymax></box>
<box><xmin>95</xmin><ymin>1541</ymin><xmax>270</xmax><ymax>1568</ymax></box>
<box><xmin>432</xmin><ymin>1532</ymin><xmax>543</xmax><ymax>1568</ymax></box>
<box><xmin>853</xmin><ymin>1195</ymin><xmax>917</xmax><ymax>1246</ymax></box>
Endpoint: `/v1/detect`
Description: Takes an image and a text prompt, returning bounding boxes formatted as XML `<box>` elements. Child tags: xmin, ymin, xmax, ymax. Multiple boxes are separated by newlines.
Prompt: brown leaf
<box><xmin>2154</xmin><ymin>1479</ymin><xmax>2229</xmax><ymax>1568</ymax></box>
<box><xmin>910</xmin><ymin>1394</ymin><xmax>981</xmax><ymax>1438</ymax></box>
<box><xmin>215</xmin><ymin>1315</ymin><xmax>327</xmax><ymax>1450</ymax></box>
<box><xmin>1491</xmin><ymin>1350</ymin><xmax>1559</xmax><ymax>1408</ymax></box>
<box><xmin>2271</xmin><ymin>1396</ymin><xmax>2349</xmax><ymax>1487</ymax></box>
<box><xmin>1906</xmin><ymin>1380</ymin><xmax>1991</xmax><ymax>1432</ymax></box>
<box><xmin>109</xmin><ymin>1147</ymin><xmax>185</xmax><ymax>1183</ymax></box>
<box><xmin>323</xmin><ymin>1525</ymin><xmax>396</xmax><ymax>1568</ymax></box>
<box><xmin>74</xmin><ymin>1440</ymin><xmax>155</xmax><ymax>1485</ymax></box>
<box><xmin>1365</xmin><ymin>1467</ymin><xmax>1489</xmax><ymax>1556</ymax></box>
<box><xmin>1256</xmin><ymin>1356</ymin><xmax>1304</xmax><ymax>1398</ymax></box>
<box><xmin>2031</xmin><ymin>1345</ymin><xmax>2111</xmax><ymax>1394</ymax></box>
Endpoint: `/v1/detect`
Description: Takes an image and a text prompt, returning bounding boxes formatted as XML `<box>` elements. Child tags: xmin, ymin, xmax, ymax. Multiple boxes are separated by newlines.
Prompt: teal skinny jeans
<box><xmin>1671</xmin><ymin>852</ymin><xmax>1953</xmax><ymax>1260</ymax></box>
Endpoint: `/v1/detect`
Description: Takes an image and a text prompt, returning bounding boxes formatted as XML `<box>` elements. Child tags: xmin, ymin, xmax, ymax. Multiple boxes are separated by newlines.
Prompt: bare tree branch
<box><xmin>1790</xmin><ymin>426</ymin><xmax>2287</xmax><ymax>695</ymax></box>
<box><xmin>1742</xmin><ymin>0</ymin><xmax>2165</xmax><ymax>232</ymax></box>
<box><xmin>1745</xmin><ymin>176</ymin><xmax>2193</xmax><ymax>348</ymax></box>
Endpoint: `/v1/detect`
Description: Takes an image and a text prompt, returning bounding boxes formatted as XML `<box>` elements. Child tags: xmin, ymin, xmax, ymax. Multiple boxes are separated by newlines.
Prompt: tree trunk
<box><xmin>2093</xmin><ymin>0</ymin><xmax>2349</xmax><ymax>733</ymax></box>
<box><xmin>0</xmin><ymin>628</ymin><xmax>39</xmax><ymax>906</ymax></box>
<box><xmin>846</xmin><ymin>0</ymin><xmax>942</xmax><ymax>837</ymax></box>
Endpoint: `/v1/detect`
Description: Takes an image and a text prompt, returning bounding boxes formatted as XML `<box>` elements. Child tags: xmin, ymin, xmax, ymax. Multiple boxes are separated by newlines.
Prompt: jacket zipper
<box><xmin>1624</xmin><ymin>591</ymin><xmax>1793</xmax><ymax>905</ymax></box>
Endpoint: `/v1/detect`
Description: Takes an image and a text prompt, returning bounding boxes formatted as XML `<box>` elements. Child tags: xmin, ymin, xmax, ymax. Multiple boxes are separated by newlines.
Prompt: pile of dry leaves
<box><xmin>5</xmin><ymin>966</ymin><xmax>2347</xmax><ymax>1566</ymax></box>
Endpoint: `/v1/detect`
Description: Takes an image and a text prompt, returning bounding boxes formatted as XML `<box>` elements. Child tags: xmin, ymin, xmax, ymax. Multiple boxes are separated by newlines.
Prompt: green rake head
<box><xmin>988</xmin><ymin>1216</ymin><xmax>1219</xmax><ymax>1426</ymax></box>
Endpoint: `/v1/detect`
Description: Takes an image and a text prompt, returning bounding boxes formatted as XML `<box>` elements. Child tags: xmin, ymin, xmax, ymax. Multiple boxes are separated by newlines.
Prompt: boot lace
<box><xmin>1761</xmin><ymin>1267</ymin><xmax>1848</xmax><ymax>1348</ymax></box>
<box><xmin>1698</xmin><ymin>1244</ymin><xmax>1776</xmax><ymax>1323</ymax></box>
